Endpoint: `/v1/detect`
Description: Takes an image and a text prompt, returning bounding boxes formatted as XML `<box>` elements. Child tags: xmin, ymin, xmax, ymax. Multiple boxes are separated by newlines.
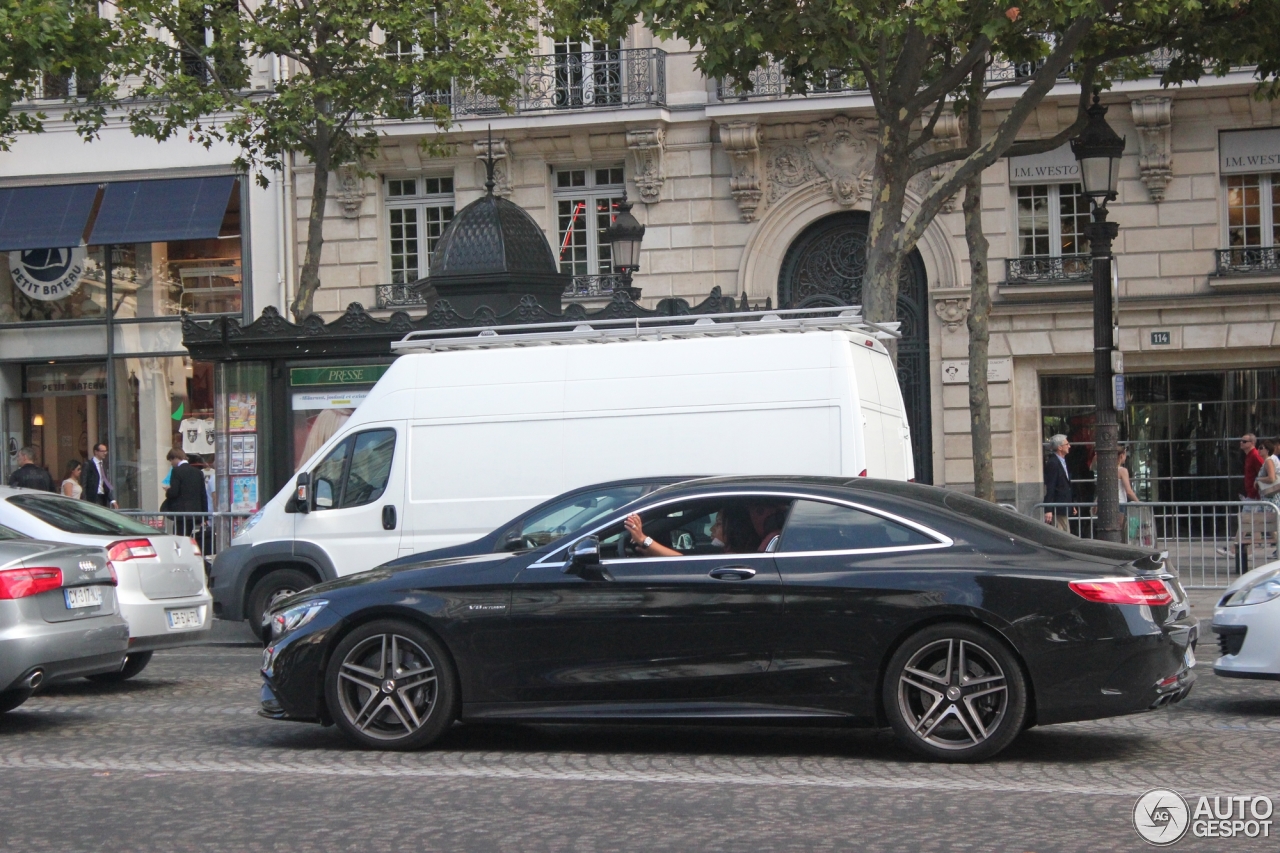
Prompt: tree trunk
<box><xmin>290</xmin><ymin>126</ymin><xmax>332</xmax><ymax>322</ymax></box>
<box><xmin>963</xmin><ymin>68</ymin><xmax>995</xmax><ymax>502</ymax></box>
<box><xmin>862</xmin><ymin>123</ymin><xmax>914</xmax><ymax>362</ymax></box>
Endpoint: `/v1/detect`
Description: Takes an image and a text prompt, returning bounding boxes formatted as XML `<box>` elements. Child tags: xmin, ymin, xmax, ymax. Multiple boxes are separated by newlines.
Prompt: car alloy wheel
<box><xmin>884</xmin><ymin>623</ymin><xmax>1027</xmax><ymax>762</ymax></box>
<box><xmin>325</xmin><ymin>620</ymin><xmax>457</xmax><ymax>750</ymax></box>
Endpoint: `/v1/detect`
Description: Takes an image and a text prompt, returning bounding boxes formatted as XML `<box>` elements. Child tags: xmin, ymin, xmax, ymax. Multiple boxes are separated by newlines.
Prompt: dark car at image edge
<box><xmin>257</xmin><ymin>477</ymin><xmax>1197</xmax><ymax>762</ymax></box>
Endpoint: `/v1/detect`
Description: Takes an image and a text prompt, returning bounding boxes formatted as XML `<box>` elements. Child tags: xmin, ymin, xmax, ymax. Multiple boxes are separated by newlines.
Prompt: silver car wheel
<box><xmin>896</xmin><ymin>638</ymin><xmax>1008</xmax><ymax>751</ymax></box>
<box><xmin>334</xmin><ymin>632</ymin><xmax>439</xmax><ymax>741</ymax></box>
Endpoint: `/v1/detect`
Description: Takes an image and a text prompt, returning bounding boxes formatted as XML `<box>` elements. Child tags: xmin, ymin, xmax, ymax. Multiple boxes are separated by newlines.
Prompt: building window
<box><xmin>384</xmin><ymin>176</ymin><xmax>454</xmax><ymax>284</ymax></box>
<box><xmin>554</xmin><ymin>166</ymin><xmax>625</xmax><ymax>278</ymax></box>
<box><xmin>1041</xmin><ymin>369</ymin><xmax>1280</xmax><ymax>504</ymax></box>
<box><xmin>1007</xmin><ymin>183</ymin><xmax>1091</xmax><ymax>283</ymax></box>
<box><xmin>1218</xmin><ymin>174</ymin><xmax>1280</xmax><ymax>275</ymax></box>
<box><xmin>552</xmin><ymin>38</ymin><xmax>623</xmax><ymax>108</ymax></box>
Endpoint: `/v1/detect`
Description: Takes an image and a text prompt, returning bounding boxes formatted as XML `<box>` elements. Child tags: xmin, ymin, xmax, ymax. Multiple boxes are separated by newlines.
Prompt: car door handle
<box><xmin>709</xmin><ymin>566</ymin><xmax>756</xmax><ymax>581</ymax></box>
<box><xmin>382</xmin><ymin>505</ymin><xmax>397</xmax><ymax>530</ymax></box>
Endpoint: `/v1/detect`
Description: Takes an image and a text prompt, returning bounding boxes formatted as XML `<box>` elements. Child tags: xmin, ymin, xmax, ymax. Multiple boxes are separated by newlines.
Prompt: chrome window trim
<box><xmin>531</xmin><ymin>489</ymin><xmax>954</xmax><ymax>567</ymax></box>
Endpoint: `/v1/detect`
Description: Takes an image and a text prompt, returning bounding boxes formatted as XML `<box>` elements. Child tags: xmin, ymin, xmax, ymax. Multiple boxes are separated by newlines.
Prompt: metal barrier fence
<box><xmin>118</xmin><ymin>511</ymin><xmax>253</xmax><ymax>557</ymax></box>
<box><xmin>1035</xmin><ymin>501</ymin><xmax>1280</xmax><ymax>588</ymax></box>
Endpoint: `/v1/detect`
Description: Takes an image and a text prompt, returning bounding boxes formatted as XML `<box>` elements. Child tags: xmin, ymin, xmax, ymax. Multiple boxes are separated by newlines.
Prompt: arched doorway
<box><xmin>777</xmin><ymin>212</ymin><xmax>933</xmax><ymax>484</ymax></box>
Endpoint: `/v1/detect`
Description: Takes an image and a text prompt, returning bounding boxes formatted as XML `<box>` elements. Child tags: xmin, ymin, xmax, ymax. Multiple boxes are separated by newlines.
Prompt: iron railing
<box><xmin>376</xmin><ymin>274</ymin><xmax>626</xmax><ymax>309</ymax></box>
<box><xmin>1036</xmin><ymin>501</ymin><xmax>1280</xmax><ymax>588</ymax></box>
<box><xmin>452</xmin><ymin>48</ymin><xmax>665</xmax><ymax>116</ymax></box>
<box><xmin>120</xmin><ymin>510</ymin><xmax>253</xmax><ymax>558</ymax></box>
<box><xmin>1005</xmin><ymin>254</ymin><xmax>1092</xmax><ymax>284</ymax></box>
<box><xmin>1216</xmin><ymin>247</ymin><xmax>1280</xmax><ymax>276</ymax></box>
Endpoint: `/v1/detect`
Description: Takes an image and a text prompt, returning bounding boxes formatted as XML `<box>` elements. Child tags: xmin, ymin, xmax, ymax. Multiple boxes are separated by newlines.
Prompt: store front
<box><xmin>0</xmin><ymin>174</ymin><xmax>247</xmax><ymax>509</ymax></box>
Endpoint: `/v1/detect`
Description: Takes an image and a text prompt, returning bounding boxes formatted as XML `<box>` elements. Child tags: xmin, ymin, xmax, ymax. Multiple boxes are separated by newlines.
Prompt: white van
<box><xmin>210</xmin><ymin>310</ymin><xmax>915</xmax><ymax>626</ymax></box>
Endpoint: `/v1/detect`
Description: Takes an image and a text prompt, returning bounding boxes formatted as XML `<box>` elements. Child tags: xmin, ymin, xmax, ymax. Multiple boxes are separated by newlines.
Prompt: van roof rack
<box><xmin>391</xmin><ymin>306</ymin><xmax>901</xmax><ymax>352</ymax></box>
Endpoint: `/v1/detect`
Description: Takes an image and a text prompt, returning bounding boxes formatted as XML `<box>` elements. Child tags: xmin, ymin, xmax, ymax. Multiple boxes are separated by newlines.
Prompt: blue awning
<box><xmin>0</xmin><ymin>183</ymin><xmax>100</xmax><ymax>251</ymax></box>
<box><xmin>88</xmin><ymin>176</ymin><xmax>236</xmax><ymax>245</ymax></box>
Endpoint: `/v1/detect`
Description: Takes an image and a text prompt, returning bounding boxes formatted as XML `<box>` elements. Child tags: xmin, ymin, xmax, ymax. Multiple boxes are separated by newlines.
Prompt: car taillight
<box><xmin>858</xmin><ymin>469</ymin><xmax>868</xmax><ymax>477</ymax></box>
<box><xmin>0</xmin><ymin>566</ymin><xmax>63</xmax><ymax>599</ymax></box>
<box><xmin>107</xmin><ymin>539</ymin><xmax>156</xmax><ymax>561</ymax></box>
<box><xmin>189</xmin><ymin>538</ymin><xmax>202</xmax><ymax>557</ymax></box>
<box><xmin>1069</xmin><ymin>577</ymin><xmax>1173</xmax><ymax>606</ymax></box>
<box><xmin>107</xmin><ymin>562</ymin><xmax>118</xmax><ymax>585</ymax></box>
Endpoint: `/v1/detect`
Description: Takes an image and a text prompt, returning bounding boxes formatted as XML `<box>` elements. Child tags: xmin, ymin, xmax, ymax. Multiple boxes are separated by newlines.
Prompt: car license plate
<box><xmin>167</xmin><ymin>608</ymin><xmax>202</xmax><ymax>630</ymax></box>
<box><xmin>65</xmin><ymin>586</ymin><xmax>103</xmax><ymax>609</ymax></box>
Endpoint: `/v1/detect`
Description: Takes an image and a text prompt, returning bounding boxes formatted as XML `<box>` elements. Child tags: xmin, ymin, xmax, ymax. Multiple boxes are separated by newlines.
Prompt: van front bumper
<box><xmin>210</xmin><ymin>544</ymin><xmax>255</xmax><ymax>621</ymax></box>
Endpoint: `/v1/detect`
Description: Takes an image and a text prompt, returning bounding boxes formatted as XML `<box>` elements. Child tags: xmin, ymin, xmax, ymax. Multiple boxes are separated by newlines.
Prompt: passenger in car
<box><xmin>747</xmin><ymin>503</ymin><xmax>787</xmax><ymax>552</ymax></box>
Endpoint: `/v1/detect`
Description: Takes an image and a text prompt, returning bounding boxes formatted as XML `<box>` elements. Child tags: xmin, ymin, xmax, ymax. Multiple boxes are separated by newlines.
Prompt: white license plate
<box><xmin>65</xmin><ymin>586</ymin><xmax>103</xmax><ymax>609</ymax></box>
<box><xmin>167</xmin><ymin>608</ymin><xmax>202</xmax><ymax>630</ymax></box>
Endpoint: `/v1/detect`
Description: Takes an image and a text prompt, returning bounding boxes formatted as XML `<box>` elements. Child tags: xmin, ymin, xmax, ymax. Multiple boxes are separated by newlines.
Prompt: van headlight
<box><xmin>1224</xmin><ymin>569</ymin><xmax>1280</xmax><ymax>607</ymax></box>
<box><xmin>269</xmin><ymin>600</ymin><xmax>328</xmax><ymax>638</ymax></box>
<box><xmin>235</xmin><ymin>510</ymin><xmax>265</xmax><ymax>540</ymax></box>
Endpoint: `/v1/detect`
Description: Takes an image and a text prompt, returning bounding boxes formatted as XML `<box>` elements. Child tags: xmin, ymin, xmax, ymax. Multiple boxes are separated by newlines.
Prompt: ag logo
<box><xmin>8</xmin><ymin>247</ymin><xmax>87</xmax><ymax>301</ymax></box>
<box><xmin>1134</xmin><ymin>788</ymin><xmax>1190</xmax><ymax>845</ymax></box>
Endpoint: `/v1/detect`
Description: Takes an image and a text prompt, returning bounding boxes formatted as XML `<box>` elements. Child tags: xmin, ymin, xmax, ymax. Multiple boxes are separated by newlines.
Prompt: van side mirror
<box><xmin>295</xmin><ymin>472</ymin><xmax>311</xmax><ymax>514</ymax></box>
<box><xmin>563</xmin><ymin>536</ymin><xmax>604</xmax><ymax>578</ymax></box>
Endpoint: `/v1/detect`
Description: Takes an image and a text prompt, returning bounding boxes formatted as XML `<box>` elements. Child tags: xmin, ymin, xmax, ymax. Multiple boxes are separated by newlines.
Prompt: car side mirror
<box><xmin>502</xmin><ymin>532</ymin><xmax>526</xmax><ymax>552</ymax></box>
<box><xmin>563</xmin><ymin>536</ymin><xmax>603</xmax><ymax>577</ymax></box>
<box><xmin>295</xmin><ymin>472</ymin><xmax>311</xmax><ymax>514</ymax></box>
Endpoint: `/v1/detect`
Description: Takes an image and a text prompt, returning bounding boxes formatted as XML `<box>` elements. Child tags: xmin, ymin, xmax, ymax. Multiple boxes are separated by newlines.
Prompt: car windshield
<box><xmin>0</xmin><ymin>523</ymin><xmax>24</xmax><ymax>540</ymax></box>
<box><xmin>8</xmin><ymin>494</ymin><xmax>158</xmax><ymax>536</ymax></box>
<box><xmin>941</xmin><ymin>491</ymin><xmax>1151</xmax><ymax>560</ymax></box>
<box><xmin>503</xmin><ymin>485</ymin><xmax>649</xmax><ymax>551</ymax></box>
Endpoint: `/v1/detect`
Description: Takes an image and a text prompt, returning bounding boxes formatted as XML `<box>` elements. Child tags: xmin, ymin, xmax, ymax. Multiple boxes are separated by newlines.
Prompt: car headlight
<box><xmin>235</xmin><ymin>510</ymin><xmax>265</xmax><ymax>540</ymax></box>
<box><xmin>269</xmin><ymin>599</ymin><xmax>328</xmax><ymax>639</ymax></box>
<box><xmin>1224</xmin><ymin>569</ymin><xmax>1280</xmax><ymax>606</ymax></box>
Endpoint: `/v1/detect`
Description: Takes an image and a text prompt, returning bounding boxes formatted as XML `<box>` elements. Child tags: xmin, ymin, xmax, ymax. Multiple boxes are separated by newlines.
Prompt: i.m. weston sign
<box><xmin>1220</xmin><ymin>129</ymin><xmax>1280</xmax><ymax>175</ymax></box>
<box><xmin>289</xmin><ymin>364</ymin><xmax>391</xmax><ymax>387</ymax></box>
<box><xmin>1008</xmin><ymin>143</ymin><xmax>1080</xmax><ymax>186</ymax></box>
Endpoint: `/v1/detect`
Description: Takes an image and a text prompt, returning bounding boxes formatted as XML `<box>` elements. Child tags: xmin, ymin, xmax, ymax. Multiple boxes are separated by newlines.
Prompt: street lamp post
<box><xmin>1071</xmin><ymin>95</ymin><xmax>1126</xmax><ymax>543</ymax></box>
<box><xmin>606</xmin><ymin>193</ymin><xmax>645</xmax><ymax>301</ymax></box>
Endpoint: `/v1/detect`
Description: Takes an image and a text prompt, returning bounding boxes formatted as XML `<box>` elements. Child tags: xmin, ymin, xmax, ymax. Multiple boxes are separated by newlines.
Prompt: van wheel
<box><xmin>248</xmin><ymin>568</ymin><xmax>315</xmax><ymax>640</ymax></box>
<box><xmin>86</xmin><ymin>651</ymin><xmax>153</xmax><ymax>683</ymax></box>
<box><xmin>883</xmin><ymin>623</ymin><xmax>1027</xmax><ymax>763</ymax></box>
<box><xmin>0</xmin><ymin>688</ymin><xmax>32</xmax><ymax>714</ymax></box>
<box><xmin>325</xmin><ymin>620</ymin><xmax>458</xmax><ymax>751</ymax></box>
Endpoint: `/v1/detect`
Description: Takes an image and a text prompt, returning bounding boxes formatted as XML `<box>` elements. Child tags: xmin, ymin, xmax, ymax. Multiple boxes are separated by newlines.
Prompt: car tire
<box><xmin>0</xmin><ymin>687</ymin><xmax>32</xmax><ymax>714</ymax></box>
<box><xmin>324</xmin><ymin>620</ymin><xmax>458</xmax><ymax>751</ymax></box>
<box><xmin>248</xmin><ymin>568</ymin><xmax>315</xmax><ymax>642</ymax></box>
<box><xmin>883</xmin><ymin>623</ymin><xmax>1028</xmax><ymax>763</ymax></box>
<box><xmin>86</xmin><ymin>651</ymin><xmax>154</xmax><ymax>683</ymax></box>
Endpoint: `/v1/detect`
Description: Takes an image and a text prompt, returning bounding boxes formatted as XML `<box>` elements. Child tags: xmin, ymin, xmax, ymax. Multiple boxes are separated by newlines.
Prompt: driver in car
<box><xmin>625</xmin><ymin>504</ymin><xmax>783</xmax><ymax>556</ymax></box>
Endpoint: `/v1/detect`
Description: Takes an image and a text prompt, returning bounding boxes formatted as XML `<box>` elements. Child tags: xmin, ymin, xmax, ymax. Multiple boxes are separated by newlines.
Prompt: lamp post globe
<box><xmin>605</xmin><ymin>193</ymin><xmax>645</xmax><ymax>300</ymax></box>
<box><xmin>1073</xmin><ymin>94</ymin><xmax>1126</xmax><ymax>543</ymax></box>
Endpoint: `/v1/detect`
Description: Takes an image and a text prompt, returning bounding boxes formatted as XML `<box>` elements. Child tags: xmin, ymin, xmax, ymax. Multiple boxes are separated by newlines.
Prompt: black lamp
<box><xmin>1071</xmin><ymin>95</ymin><xmax>1126</xmax><ymax>206</ymax></box>
<box><xmin>605</xmin><ymin>192</ymin><xmax>645</xmax><ymax>300</ymax></box>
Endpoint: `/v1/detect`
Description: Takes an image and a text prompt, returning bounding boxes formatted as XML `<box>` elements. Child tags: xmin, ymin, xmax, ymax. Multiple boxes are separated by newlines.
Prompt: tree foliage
<box><xmin>111</xmin><ymin>0</ymin><xmax>543</xmax><ymax>319</ymax></box>
<box><xmin>0</xmin><ymin>0</ymin><xmax>120</xmax><ymax>149</ymax></box>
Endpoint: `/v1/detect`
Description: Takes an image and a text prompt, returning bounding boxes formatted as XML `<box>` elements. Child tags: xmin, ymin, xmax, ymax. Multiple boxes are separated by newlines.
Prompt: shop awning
<box><xmin>0</xmin><ymin>182</ymin><xmax>100</xmax><ymax>251</ymax></box>
<box><xmin>88</xmin><ymin>176</ymin><xmax>236</xmax><ymax>245</ymax></box>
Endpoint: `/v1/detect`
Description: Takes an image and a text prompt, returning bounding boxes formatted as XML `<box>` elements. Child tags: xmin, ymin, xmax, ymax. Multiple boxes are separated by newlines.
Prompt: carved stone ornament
<box><xmin>626</xmin><ymin>127</ymin><xmax>665</xmax><ymax>204</ymax></box>
<box><xmin>472</xmin><ymin>137</ymin><xmax>511</xmax><ymax>197</ymax></box>
<box><xmin>720</xmin><ymin>121</ymin><xmax>763</xmax><ymax>221</ymax></box>
<box><xmin>763</xmin><ymin>115</ymin><xmax>878</xmax><ymax>209</ymax></box>
<box><xmin>933</xmin><ymin>295</ymin><xmax>970</xmax><ymax>332</ymax></box>
<box><xmin>1130</xmin><ymin>96</ymin><xmax>1172</xmax><ymax>203</ymax></box>
<box><xmin>335</xmin><ymin>165</ymin><xmax>365</xmax><ymax>219</ymax></box>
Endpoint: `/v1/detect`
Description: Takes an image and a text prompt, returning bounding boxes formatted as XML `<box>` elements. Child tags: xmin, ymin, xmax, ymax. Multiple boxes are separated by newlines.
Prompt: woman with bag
<box><xmin>1258</xmin><ymin>438</ymin><xmax>1280</xmax><ymax>507</ymax></box>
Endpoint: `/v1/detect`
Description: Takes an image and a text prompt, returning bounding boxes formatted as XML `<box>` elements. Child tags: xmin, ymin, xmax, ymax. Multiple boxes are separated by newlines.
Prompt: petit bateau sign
<box><xmin>8</xmin><ymin>247</ymin><xmax>87</xmax><ymax>302</ymax></box>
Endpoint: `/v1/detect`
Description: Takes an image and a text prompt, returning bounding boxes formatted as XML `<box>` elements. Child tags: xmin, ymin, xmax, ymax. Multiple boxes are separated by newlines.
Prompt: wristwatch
<box><xmin>640</xmin><ymin>536</ymin><xmax>653</xmax><ymax>548</ymax></box>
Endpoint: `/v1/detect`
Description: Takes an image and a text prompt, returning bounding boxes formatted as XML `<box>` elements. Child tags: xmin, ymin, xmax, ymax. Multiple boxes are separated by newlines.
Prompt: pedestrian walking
<box><xmin>8</xmin><ymin>446</ymin><xmax>55</xmax><ymax>492</ymax></box>
<box><xmin>82</xmin><ymin>443</ymin><xmax>118</xmax><ymax>508</ymax></box>
<box><xmin>165</xmin><ymin>448</ymin><xmax>208</xmax><ymax>537</ymax></box>
<box><xmin>1043</xmin><ymin>434</ymin><xmax>1075</xmax><ymax>532</ymax></box>
<box><xmin>61</xmin><ymin>459</ymin><xmax>83</xmax><ymax>499</ymax></box>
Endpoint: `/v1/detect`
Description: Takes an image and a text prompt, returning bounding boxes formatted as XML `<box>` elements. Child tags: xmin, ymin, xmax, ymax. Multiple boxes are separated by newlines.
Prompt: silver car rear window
<box><xmin>8</xmin><ymin>494</ymin><xmax>157</xmax><ymax>536</ymax></box>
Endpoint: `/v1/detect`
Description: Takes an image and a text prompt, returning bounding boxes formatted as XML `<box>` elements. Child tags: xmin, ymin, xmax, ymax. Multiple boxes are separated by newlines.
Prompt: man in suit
<box><xmin>165</xmin><ymin>448</ymin><xmax>209</xmax><ymax>537</ymax></box>
<box><xmin>8</xmin><ymin>446</ymin><xmax>54</xmax><ymax>492</ymax></box>
<box><xmin>1043</xmin><ymin>434</ymin><xmax>1075</xmax><ymax>532</ymax></box>
<box><xmin>83</xmin><ymin>443</ymin><xmax>117</xmax><ymax>508</ymax></box>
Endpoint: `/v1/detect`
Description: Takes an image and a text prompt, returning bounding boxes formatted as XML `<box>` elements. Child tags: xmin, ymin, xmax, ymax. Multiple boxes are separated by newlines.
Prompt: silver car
<box><xmin>0</xmin><ymin>524</ymin><xmax>130</xmax><ymax>714</ymax></box>
<box><xmin>0</xmin><ymin>488</ymin><xmax>212</xmax><ymax>680</ymax></box>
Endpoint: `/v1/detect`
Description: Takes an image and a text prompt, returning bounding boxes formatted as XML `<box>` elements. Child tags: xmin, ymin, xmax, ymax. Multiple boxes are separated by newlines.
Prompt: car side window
<box><xmin>311</xmin><ymin>438</ymin><xmax>351</xmax><ymax>511</ymax></box>
<box><xmin>778</xmin><ymin>500</ymin><xmax>935</xmax><ymax>552</ymax></box>
<box><xmin>342</xmin><ymin>430</ymin><xmax>396</xmax><ymax>508</ymax></box>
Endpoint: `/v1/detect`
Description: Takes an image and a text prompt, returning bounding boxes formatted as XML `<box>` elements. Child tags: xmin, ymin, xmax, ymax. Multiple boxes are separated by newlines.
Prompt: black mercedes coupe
<box><xmin>258</xmin><ymin>477</ymin><xmax>1197</xmax><ymax>762</ymax></box>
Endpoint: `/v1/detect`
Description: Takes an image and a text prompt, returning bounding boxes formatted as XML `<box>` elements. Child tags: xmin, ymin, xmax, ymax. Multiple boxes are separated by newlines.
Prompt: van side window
<box><xmin>778</xmin><ymin>500</ymin><xmax>934</xmax><ymax>552</ymax></box>
<box><xmin>309</xmin><ymin>429</ymin><xmax>397</xmax><ymax>510</ymax></box>
<box><xmin>342</xmin><ymin>430</ymin><xmax>396</xmax><ymax>507</ymax></box>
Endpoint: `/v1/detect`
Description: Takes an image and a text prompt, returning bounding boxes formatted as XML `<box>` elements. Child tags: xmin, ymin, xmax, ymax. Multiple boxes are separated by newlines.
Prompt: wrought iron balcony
<box><xmin>452</xmin><ymin>48</ymin><xmax>665</xmax><ymax>117</ymax></box>
<box><xmin>1217</xmin><ymin>247</ymin><xmax>1280</xmax><ymax>276</ymax></box>
<box><xmin>376</xmin><ymin>274</ymin><xmax>627</xmax><ymax>309</ymax></box>
<box><xmin>1005</xmin><ymin>254</ymin><xmax>1092</xmax><ymax>285</ymax></box>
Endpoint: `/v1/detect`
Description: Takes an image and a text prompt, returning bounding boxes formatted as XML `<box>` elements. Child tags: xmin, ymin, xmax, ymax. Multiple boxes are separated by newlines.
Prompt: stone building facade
<box><xmin>286</xmin><ymin>30</ymin><xmax>1280</xmax><ymax>508</ymax></box>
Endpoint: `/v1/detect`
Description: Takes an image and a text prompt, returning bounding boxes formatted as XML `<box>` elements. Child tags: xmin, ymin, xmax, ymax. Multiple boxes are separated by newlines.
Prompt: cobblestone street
<box><xmin>0</xmin><ymin>595</ymin><xmax>1275</xmax><ymax>853</ymax></box>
